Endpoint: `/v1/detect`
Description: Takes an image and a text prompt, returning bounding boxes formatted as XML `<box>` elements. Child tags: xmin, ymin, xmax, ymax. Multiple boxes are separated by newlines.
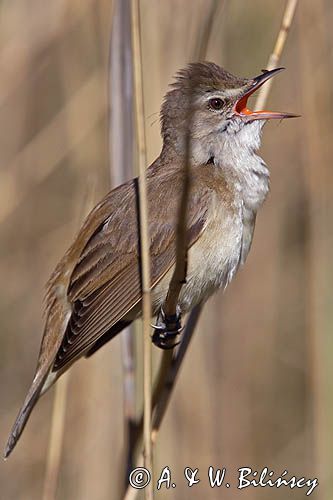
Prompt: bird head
<box><xmin>160</xmin><ymin>62</ymin><xmax>298</xmax><ymax>159</ymax></box>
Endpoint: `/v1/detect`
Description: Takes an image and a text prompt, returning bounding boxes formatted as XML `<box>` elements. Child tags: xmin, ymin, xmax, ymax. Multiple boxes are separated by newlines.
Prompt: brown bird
<box><xmin>5</xmin><ymin>62</ymin><xmax>298</xmax><ymax>458</ymax></box>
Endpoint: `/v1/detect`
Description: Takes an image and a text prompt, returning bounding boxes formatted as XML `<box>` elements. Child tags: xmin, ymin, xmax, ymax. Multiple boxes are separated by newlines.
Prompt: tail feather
<box><xmin>4</xmin><ymin>372</ymin><xmax>48</xmax><ymax>459</ymax></box>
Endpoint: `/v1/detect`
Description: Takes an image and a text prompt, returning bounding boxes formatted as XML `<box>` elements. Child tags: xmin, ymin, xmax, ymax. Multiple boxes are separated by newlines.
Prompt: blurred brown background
<box><xmin>0</xmin><ymin>1</ymin><xmax>332</xmax><ymax>499</ymax></box>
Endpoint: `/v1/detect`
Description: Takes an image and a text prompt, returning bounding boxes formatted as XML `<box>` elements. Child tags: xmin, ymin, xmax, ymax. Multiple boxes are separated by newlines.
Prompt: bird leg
<box><xmin>151</xmin><ymin>305</ymin><xmax>183</xmax><ymax>349</ymax></box>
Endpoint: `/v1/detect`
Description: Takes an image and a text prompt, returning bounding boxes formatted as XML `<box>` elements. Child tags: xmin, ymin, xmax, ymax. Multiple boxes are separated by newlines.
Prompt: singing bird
<box><xmin>5</xmin><ymin>62</ymin><xmax>297</xmax><ymax>457</ymax></box>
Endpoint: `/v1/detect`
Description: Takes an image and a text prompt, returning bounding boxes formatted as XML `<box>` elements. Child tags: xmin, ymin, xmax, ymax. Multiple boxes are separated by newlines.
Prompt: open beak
<box><xmin>234</xmin><ymin>67</ymin><xmax>299</xmax><ymax>120</ymax></box>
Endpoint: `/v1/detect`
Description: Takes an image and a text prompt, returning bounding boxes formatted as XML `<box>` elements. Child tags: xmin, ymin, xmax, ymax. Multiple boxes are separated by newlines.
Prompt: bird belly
<box><xmin>152</xmin><ymin>207</ymin><xmax>243</xmax><ymax>313</ymax></box>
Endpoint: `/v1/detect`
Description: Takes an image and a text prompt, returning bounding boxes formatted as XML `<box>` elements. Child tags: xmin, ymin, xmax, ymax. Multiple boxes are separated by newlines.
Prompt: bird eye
<box><xmin>209</xmin><ymin>98</ymin><xmax>224</xmax><ymax>110</ymax></box>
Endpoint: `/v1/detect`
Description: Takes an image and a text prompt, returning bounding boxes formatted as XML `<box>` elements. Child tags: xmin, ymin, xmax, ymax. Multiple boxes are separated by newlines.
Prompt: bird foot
<box><xmin>151</xmin><ymin>306</ymin><xmax>183</xmax><ymax>350</ymax></box>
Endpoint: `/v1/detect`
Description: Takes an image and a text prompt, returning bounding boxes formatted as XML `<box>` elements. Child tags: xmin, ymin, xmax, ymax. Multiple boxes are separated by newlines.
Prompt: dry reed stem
<box><xmin>151</xmin><ymin>303</ymin><xmax>203</xmax><ymax>437</ymax></box>
<box><xmin>254</xmin><ymin>0</ymin><xmax>299</xmax><ymax>111</ymax></box>
<box><xmin>131</xmin><ymin>1</ymin><xmax>153</xmax><ymax>499</ymax></box>
<box><xmin>42</xmin><ymin>372</ymin><xmax>69</xmax><ymax>500</ymax></box>
<box><xmin>123</xmin><ymin>303</ymin><xmax>203</xmax><ymax>500</ymax></box>
<box><xmin>192</xmin><ymin>0</ymin><xmax>223</xmax><ymax>61</ymax></box>
<box><xmin>162</xmin><ymin>0</ymin><xmax>222</xmax><ymax>319</ymax></box>
<box><xmin>154</xmin><ymin>0</ymin><xmax>222</xmax><ymax>432</ymax></box>
<box><xmin>150</xmin><ymin>0</ymin><xmax>221</xmax><ymax>439</ymax></box>
<box><xmin>42</xmin><ymin>180</ymin><xmax>97</xmax><ymax>500</ymax></box>
<box><xmin>124</xmin><ymin>4</ymin><xmax>223</xmax><ymax>499</ymax></box>
<box><xmin>109</xmin><ymin>0</ymin><xmax>138</xmax><ymax>483</ymax></box>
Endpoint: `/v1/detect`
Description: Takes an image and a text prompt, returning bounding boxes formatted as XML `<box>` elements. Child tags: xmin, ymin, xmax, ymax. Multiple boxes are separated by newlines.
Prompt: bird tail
<box><xmin>4</xmin><ymin>371</ymin><xmax>49</xmax><ymax>459</ymax></box>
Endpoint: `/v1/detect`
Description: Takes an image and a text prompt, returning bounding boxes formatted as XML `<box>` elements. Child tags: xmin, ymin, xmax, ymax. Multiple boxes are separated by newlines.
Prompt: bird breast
<box><xmin>152</xmin><ymin>193</ymin><xmax>244</xmax><ymax>313</ymax></box>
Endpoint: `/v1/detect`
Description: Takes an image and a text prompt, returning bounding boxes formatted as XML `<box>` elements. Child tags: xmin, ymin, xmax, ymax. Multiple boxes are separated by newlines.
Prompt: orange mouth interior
<box><xmin>234</xmin><ymin>68</ymin><xmax>299</xmax><ymax>120</ymax></box>
<box><xmin>235</xmin><ymin>84</ymin><xmax>268</xmax><ymax>116</ymax></box>
<box><xmin>235</xmin><ymin>94</ymin><xmax>254</xmax><ymax>115</ymax></box>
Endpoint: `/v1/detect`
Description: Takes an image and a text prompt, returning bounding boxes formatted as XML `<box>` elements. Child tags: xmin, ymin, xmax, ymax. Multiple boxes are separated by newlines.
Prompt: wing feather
<box><xmin>51</xmin><ymin>166</ymin><xmax>211</xmax><ymax>372</ymax></box>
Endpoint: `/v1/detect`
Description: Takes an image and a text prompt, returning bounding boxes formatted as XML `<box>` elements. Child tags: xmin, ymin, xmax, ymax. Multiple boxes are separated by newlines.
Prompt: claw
<box><xmin>150</xmin><ymin>323</ymin><xmax>168</xmax><ymax>331</ymax></box>
<box><xmin>153</xmin><ymin>337</ymin><xmax>181</xmax><ymax>350</ymax></box>
<box><xmin>152</xmin><ymin>305</ymin><xmax>183</xmax><ymax>349</ymax></box>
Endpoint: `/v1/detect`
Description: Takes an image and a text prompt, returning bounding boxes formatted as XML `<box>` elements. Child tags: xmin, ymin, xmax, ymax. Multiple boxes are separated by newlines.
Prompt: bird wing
<box><xmin>4</xmin><ymin>166</ymin><xmax>211</xmax><ymax>458</ymax></box>
<box><xmin>50</xmin><ymin>166</ymin><xmax>211</xmax><ymax>372</ymax></box>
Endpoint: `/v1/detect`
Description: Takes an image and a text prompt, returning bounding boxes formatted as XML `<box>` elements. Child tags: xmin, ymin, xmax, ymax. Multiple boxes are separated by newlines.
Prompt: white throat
<box><xmin>191</xmin><ymin>118</ymin><xmax>270</xmax><ymax>212</ymax></box>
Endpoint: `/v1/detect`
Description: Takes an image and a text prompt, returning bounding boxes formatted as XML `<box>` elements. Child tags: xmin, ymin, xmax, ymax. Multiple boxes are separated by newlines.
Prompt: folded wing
<box><xmin>51</xmin><ymin>167</ymin><xmax>211</xmax><ymax>372</ymax></box>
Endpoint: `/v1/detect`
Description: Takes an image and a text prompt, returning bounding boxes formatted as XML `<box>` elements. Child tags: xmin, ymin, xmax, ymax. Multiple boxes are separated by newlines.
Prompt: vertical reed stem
<box><xmin>108</xmin><ymin>0</ymin><xmax>138</xmax><ymax>484</ymax></box>
<box><xmin>254</xmin><ymin>0</ymin><xmax>298</xmax><ymax>110</ymax></box>
<box><xmin>42</xmin><ymin>373</ymin><xmax>69</xmax><ymax>500</ymax></box>
<box><xmin>130</xmin><ymin>1</ymin><xmax>153</xmax><ymax>499</ymax></box>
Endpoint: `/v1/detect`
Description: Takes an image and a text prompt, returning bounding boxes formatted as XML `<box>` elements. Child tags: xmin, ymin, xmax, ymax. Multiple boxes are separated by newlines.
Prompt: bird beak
<box><xmin>234</xmin><ymin>67</ymin><xmax>299</xmax><ymax>120</ymax></box>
